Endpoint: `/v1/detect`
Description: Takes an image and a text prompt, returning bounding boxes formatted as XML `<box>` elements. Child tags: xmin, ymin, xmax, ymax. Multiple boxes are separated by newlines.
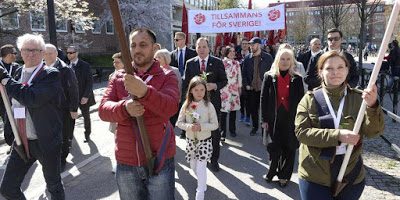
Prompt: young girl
<box><xmin>176</xmin><ymin>76</ymin><xmax>218</xmax><ymax>200</ymax></box>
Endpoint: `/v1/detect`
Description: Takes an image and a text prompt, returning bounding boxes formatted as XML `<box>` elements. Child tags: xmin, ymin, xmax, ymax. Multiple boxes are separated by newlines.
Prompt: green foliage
<box><xmin>79</xmin><ymin>54</ymin><xmax>113</xmax><ymax>68</ymax></box>
<box><xmin>218</xmin><ymin>0</ymin><xmax>240</xmax><ymax>9</ymax></box>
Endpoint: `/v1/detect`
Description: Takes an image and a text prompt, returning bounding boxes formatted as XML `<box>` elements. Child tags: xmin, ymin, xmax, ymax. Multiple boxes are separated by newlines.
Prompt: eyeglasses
<box><xmin>67</xmin><ymin>52</ymin><xmax>76</xmax><ymax>54</ymax></box>
<box><xmin>21</xmin><ymin>49</ymin><xmax>42</xmax><ymax>54</ymax></box>
<box><xmin>327</xmin><ymin>37</ymin><xmax>341</xmax><ymax>42</ymax></box>
<box><xmin>174</xmin><ymin>39</ymin><xmax>183</xmax><ymax>42</ymax></box>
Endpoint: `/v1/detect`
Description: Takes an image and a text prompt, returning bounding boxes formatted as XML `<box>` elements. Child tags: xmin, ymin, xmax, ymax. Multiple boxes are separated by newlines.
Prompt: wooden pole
<box><xmin>334</xmin><ymin>0</ymin><xmax>400</xmax><ymax>196</ymax></box>
<box><xmin>107</xmin><ymin>0</ymin><xmax>154</xmax><ymax>175</ymax></box>
<box><xmin>0</xmin><ymin>85</ymin><xmax>28</xmax><ymax>162</ymax></box>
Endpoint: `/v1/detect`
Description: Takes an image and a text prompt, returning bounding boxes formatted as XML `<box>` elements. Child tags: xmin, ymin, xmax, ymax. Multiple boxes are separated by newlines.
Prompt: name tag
<box><xmin>14</xmin><ymin>107</ymin><xmax>26</xmax><ymax>119</ymax></box>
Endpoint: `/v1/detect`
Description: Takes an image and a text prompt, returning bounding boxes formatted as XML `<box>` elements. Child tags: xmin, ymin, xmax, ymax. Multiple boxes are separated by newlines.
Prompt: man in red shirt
<box><xmin>98</xmin><ymin>28</ymin><xmax>179</xmax><ymax>200</ymax></box>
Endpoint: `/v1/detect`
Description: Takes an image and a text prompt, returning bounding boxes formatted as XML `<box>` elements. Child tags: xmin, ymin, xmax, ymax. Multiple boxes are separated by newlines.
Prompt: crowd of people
<box><xmin>0</xmin><ymin>26</ymin><xmax>394</xmax><ymax>200</ymax></box>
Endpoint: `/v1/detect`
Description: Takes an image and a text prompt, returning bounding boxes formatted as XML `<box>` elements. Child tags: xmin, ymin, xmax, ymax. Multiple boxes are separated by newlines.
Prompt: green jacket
<box><xmin>294</xmin><ymin>85</ymin><xmax>384</xmax><ymax>186</ymax></box>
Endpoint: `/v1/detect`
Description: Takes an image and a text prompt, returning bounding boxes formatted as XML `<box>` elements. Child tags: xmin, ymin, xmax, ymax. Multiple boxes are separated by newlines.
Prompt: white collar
<box><xmin>178</xmin><ymin>46</ymin><xmax>187</xmax><ymax>51</ymax></box>
<box><xmin>199</xmin><ymin>55</ymin><xmax>209</xmax><ymax>63</ymax></box>
<box><xmin>23</xmin><ymin>63</ymin><xmax>40</xmax><ymax>73</ymax></box>
<box><xmin>70</xmin><ymin>58</ymin><xmax>79</xmax><ymax>65</ymax></box>
<box><xmin>311</xmin><ymin>50</ymin><xmax>320</xmax><ymax>57</ymax></box>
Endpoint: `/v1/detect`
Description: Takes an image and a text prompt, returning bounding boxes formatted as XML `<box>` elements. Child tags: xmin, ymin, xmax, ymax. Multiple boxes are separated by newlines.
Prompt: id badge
<box><xmin>14</xmin><ymin>107</ymin><xmax>26</xmax><ymax>119</ymax></box>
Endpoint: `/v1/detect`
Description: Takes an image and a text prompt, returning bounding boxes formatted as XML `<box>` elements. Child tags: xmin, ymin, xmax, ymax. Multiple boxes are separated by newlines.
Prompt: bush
<box><xmin>80</xmin><ymin>54</ymin><xmax>113</xmax><ymax>68</ymax></box>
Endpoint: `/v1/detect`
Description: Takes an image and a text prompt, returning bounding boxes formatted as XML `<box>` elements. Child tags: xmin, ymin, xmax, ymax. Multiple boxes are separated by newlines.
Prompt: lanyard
<box><xmin>322</xmin><ymin>88</ymin><xmax>347</xmax><ymax>129</ymax></box>
<box><xmin>0</xmin><ymin>60</ymin><xmax>13</xmax><ymax>76</ymax></box>
<box><xmin>21</xmin><ymin>62</ymin><xmax>45</xmax><ymax>86</ymax></box>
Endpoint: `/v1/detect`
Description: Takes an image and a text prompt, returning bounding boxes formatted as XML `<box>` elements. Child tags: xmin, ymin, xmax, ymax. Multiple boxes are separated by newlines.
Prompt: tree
<box><xmin>2</xmin><ymin>0</ymin><xmax>95</xmax><ymax>30</ymax></box>
<box><xmin>291</xmin><ymin>8</ymin><xmax>309</xmax><ymax>44</ymax></box>
<box><xmin>328</xmin><ymin>0</ymin><xmax>353</xmax><ymax>29</ymax></box>
<box><xmin>314</xmin><ymin>2</ymin><xmax>331</xmax><ymax>43</ymax></box>
<box><xmin>1</xmin><ymin>0</ymin><xmax>95</xmax><ymax>48</ymax></box>
<box><xmin>100</xmin><ymin>0</ymin><xmax>171</xmax><ymax>49</ymax></box>
<box><xmin>355</xmin><ymin>0</ymin><xmax>382</xmax><ymax>88</ymax></box>
<box><xmin>218</xmin><ymin>0</ymin><xmax>240</xmax><ymax>9</ymax></box>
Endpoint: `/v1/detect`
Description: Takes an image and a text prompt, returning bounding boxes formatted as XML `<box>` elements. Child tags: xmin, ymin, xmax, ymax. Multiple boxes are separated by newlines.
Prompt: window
<box><xmin>106</xmin><ymin>20</ymin><xmax>114</xmax><ymax>34</ymax></box>
<box><xmin>30</xmin><ymin>11</ymin><xmax>45</xmax><ymax>31</ymax></box>
<box><xmin>74</xmin><ymin>22</ymin><xmax>85</xmax><ymax>33</ymax></box>
<box><xmin>92</xmin><ymin>20</ymin><xmax>101</xmax><ymax>34</ymax></box>
<box><xmin>56</xmin><ymin>18</ymin><xmax>67</xmax><ymax>32</ymax></box>
<box><xmin>0</xmin><ymin>9</ymin><xmax>19</xmax><ymax>30</ymax></box>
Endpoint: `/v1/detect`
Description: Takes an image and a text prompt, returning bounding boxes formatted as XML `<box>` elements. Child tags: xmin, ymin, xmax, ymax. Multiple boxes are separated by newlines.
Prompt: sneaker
<box><xmin>245</xmin><ymin>117</ymin><xmax>251</xmax><ymax>126</ymax></box>
<box><xmin>221</xmin><ymin>137</ymin><xmax>225</xmax><ymax>142</ymax></box>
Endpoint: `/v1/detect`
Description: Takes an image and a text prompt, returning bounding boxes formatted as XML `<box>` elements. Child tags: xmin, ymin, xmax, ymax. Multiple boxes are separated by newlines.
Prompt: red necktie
<box><xmin>200</xmin><ymin>60</ymin><xmax>206</xmax><ymax>72</ymax></box>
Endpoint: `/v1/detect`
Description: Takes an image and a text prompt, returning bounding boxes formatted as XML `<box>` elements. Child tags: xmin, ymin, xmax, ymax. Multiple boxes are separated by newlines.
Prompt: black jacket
<box><xmin>305</xmin><ymin>48</ymin><xmax>359</xmax><ymax>91</ymax></box>
<box><xmin>297</xmin><ymin>50</ymin><xmax>312</xmax><ymax>72</ymax></box>
<box><xmin>183</xmin><ymin>55</ymin><xmax>227</xmax><ymax>110</ymax></box>
<box><xmin>242</xmin><ymin>52</ymin><xmax>273</xmax><ymax>87</ymax></box>
<box><xmin>260</xmin><ymin>73</ymin><xmax>304</xmax><ymax>150</ymax></box>
<box><xmin>170</xmin><ymin>47</ymin><xmax>197</xmax><ymax>76</ymax></box>
<box><xmin>53</xmin><ymin>59</ymin><xmax>79</xmax><ymax>112</ymax></box>
<box><xmin>4</xmin><ymin>66</ymin><xmax>64</xmax><ymax>151</ymax></box>
<box><xmin>71</xmin><ymin>59</ymin><xmax>95</xmax><ymax>106</ymax></box>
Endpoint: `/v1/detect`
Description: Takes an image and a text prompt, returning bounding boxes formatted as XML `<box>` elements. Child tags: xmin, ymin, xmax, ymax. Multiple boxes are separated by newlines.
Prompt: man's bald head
<box><xmin>310</xmin><ymin>38</ymin><xmax>321</xmax><ymax>53</ymax></box>
<box><xmin>44</xmin><ymin>43</ymin><xmax>58</xmax><ymax>65</ymax></box>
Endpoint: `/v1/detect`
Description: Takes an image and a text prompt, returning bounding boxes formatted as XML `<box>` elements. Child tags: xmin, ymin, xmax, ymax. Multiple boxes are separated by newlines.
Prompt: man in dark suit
<box><xmin>0</xmin><ymin>33</ymin><xmax>65</xmax><ymax>199</ymax></box>
<box><xmin>183</xmin><ymin>37</ymin><xmax>227</xmax><ymax>172</ymax></box>
<box><xmin>170</xmin><ymin>32</ymin><xmax>197</xmax><ymax>139</ymax></box>
<box><xmin>44</xmin><ymin>44</ymin><xmax>79</xmax><ymax>169</ymax></box>
<box><xmin>242</xmin><ymin>37</ymin><xmax>273</xmax><ymax>136</ymax></box>
<box><xmin>305</xmin><ymin>28</ymin><xmax>359</xmax><ymax>90</ymax></box>
<box><xmin>0</xmin><ymin>44</ymin><xmax>21</xmax><ymax>145</ymax></box>
<box><xmin>297</xmin><ymin>38</ymin><xmax>321</xmax><ymax>72</ymax></box>
<box><xmin>67</xmin><ymin>46</ymin><xmax>95</xmax><ymax>142</ymax></box>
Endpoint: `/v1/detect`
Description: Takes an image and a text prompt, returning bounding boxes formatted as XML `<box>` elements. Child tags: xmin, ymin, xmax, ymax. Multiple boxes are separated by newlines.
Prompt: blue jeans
<box><xmin>0</xmin><ymin>140</ymin><xmax>64</xmax><ymax>200</ymax></box>
<box><xmin>299</xmin><ymin>178</ymin><xmax>365</xmax><ymax>200</ymax></box>
<box><xmin>116</xmin><ymin>158</ymin><xmax>175</xmax><ymax>200</ymax></box>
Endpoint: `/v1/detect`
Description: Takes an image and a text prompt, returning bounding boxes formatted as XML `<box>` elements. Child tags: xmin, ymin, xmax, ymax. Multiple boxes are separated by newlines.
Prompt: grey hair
<box><xmin>154</xmin><ymin>49</ymin><xmax>171</xmax><ymax>65</ymax></box>
<box><xmin>16</xmin><ymin>33</ymin><xmax>45</xmax><ymax>51</ymax></box>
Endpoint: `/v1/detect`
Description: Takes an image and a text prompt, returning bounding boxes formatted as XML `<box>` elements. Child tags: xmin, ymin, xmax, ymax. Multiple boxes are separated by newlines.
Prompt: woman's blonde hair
<box><xmin>268</xmin><ymin>47</ymin><xmax>298</xmax><ymax>77</ymax></box>
<box><xmin>154</xmin><ymin>49</ymin><xmax>171</xmax><ymax>65</ymax></box>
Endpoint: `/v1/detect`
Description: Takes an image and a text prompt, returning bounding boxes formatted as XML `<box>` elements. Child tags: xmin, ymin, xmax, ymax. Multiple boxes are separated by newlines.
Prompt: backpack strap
<box><xmin>153</xmin><ymin>122</ymin><xmax>173</xmax><ymax>174</ymax></box>
<box><xmin>313</xmin><ymin>89</ymin><xmax>336</xmax><ymax>160</ymax></box>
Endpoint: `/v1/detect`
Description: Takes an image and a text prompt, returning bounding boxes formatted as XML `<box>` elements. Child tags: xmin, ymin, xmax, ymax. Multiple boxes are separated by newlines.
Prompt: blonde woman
<box><xmin>155</xmin><ymin>49</ymin><xmax>182</xmax><ymax>127</ymax></box>
<box><xmin>260</xmin><ymin>48</ymin><xmax>304</xmax><ymax>187</ymax></box>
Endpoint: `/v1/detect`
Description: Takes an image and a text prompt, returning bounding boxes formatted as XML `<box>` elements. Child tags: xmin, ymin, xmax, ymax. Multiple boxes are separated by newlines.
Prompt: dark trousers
<box><xmin>79</xmin><ymin>103</ymin><xmax>91</xmax><ymax>137</ymax></box>
<box><xmin>299</xmin><ymin>178</ymin><xmax>365</xmax><ymax>200</ymax></box>
<box><xmin>211</xmin><ymin>109</ymin><xmax>221</xmax><ymax>164</ymax></box>
<box><xmin>248</xmin><ymin>90</ymin><xmax>261</xmax><ymax>131</ymax></box>
<box><xmin>0</xmin><ymin>140</ymin><xmax>65</xmax><ymax>200</ymax></box>
<box><xmin>61</xmin><ymin>110</ymin><xmax>75</xmax><ymax>161</ymax></box>
<box><xmin>240</xmin><ymin>90</ymin><xmax>250</xmax><ymax>118</ymax></box>
<box><xmin>221</xmin><ymin>111</ymin><xmax>236</xmax><ymax>137</ymax></box>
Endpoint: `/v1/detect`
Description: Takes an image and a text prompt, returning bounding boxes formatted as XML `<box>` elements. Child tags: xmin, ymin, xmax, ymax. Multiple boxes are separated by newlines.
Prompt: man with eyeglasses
<box><xmin>66</xmin><ymin>46</ymin><xmax>95</xmax><ymax>143</ymax></box>
<box><xmin>0</xmin><ymin>44</ymin><xmax>22</xmax><ymax>145</ymax></box>
<box><xmin>44</xmin><ymin>44</ymin><xmax>79</xmax><ymax>170</ymax></box>
<box><xmin>170</xmin><ymin>32</ymin><xmax>197</xmax><ymax>139</ymax></box>
<box><xmin>305</xmin><ymin>28</ymin><xmax>359</xmax><ymax>90</ymax></box>
<box><xmin>0</xmin><ymin>33</ymin><xmax>65</xmax><ymax>199</ymax></box>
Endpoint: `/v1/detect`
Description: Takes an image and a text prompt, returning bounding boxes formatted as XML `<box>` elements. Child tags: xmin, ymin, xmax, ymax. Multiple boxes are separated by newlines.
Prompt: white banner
<box><xmin>188</xmin><ymin>4</ymin><xmax>285</xmax><ymax>33</ymax></box>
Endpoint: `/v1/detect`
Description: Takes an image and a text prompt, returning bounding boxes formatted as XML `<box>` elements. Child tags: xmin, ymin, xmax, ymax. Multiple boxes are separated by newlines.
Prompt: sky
<box><xmin>239</xmin><ymin>0</ymin><xmax>301</xmax><ymax>9</ymax></box>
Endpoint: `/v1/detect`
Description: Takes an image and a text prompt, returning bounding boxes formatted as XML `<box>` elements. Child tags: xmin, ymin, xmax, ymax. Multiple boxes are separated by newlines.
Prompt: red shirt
<box><xmin>277</xmin><ymin>74</ymin><xmax>290</xmax><ymax>111</ymax></box>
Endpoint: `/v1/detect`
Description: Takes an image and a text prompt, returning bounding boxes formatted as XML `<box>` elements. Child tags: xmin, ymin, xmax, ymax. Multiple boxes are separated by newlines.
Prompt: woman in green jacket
<box><xmin>295</xmin><ymin>51</ymin><xmax>384</xmax><ymax>200</ymax></box>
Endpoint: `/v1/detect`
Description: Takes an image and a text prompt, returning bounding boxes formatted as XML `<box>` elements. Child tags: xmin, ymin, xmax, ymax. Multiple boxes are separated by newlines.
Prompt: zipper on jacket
<box><xmin>272</xmin><ymin>76</ymin><xmax>277</xmax><ymax>136</ymax></box>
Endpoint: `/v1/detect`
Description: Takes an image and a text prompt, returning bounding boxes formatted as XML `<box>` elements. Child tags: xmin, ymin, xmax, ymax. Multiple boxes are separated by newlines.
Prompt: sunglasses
<box><xmin>67</xmin><ymin>52</ymin><xmax>76</xmax><ymax>54</ymax></box>
<box><xmin>11</xmin><ymin>52</ymin><xmax>17</xmax><ymax>55</ymax></box>
<box><xmin>174</xmin><ymin>39</ymin><xmax>183</xmax><ymax>42</ymax></box>
<box><xmin>327</xmin><ymin>37</ymin><xmax>341</xmax><ymax>42</ymax></box>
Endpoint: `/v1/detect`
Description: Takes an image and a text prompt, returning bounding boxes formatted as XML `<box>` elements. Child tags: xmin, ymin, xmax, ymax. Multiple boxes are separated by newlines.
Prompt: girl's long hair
<box><xmin>183</xmin><ymin>76</ymin><xmax>210</xmax><ymax>110</ymax></box>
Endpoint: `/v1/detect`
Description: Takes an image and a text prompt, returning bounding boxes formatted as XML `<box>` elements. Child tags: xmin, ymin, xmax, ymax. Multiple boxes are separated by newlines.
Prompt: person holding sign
<box><xmin>0</xmin><ymin>33</ymin><xmax>65</xmax><ymax>200</ymax></box>
<box><xmin>295</xmin><ymin>51</ymin><xmax>384</xmax><ymax>199</ymax></box>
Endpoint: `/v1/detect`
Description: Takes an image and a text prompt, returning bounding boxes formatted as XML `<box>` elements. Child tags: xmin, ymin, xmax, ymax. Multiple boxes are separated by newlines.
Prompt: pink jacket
<box><xmin>99</xmin><ymin>61</ymin><xmax>179</xmax><ymax>166</ymax></box>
